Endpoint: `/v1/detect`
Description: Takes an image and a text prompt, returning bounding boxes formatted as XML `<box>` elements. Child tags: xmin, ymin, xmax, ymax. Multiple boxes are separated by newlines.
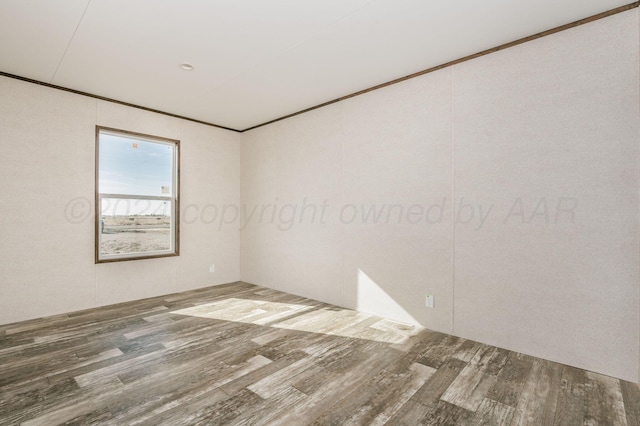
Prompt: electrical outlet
<box><xmin>425</xmin><ymin>294</ymin><xmax>434</xmax><ymax>308</ymax></box>
<box><xmin>209</xmin><ymin>264</ymin><xmax>215</xmax><ymax>273</ymax></box>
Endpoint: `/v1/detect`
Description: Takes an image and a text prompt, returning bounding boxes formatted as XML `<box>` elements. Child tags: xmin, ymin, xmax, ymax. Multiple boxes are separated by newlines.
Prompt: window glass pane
<box><xmin>99</xmin><ymin>132</ymin><xmax>173</xmax><ymax>197</ymax></box>
<box><xmin>96</xmin><ymin>127</ymin><xmax>179</xmax><ymax>262</ymax></box>
<box><xmin>99</xmin><ymin>198</ymin><xmax>173</xmax><ymax>257</ymax></box>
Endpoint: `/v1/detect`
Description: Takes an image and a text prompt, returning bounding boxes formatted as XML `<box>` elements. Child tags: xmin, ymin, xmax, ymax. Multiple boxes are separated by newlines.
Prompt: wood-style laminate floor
<box><xmin>0</xmin><ymin>282</ymin><xmax>638</xmax><ymax>425</ymax></box>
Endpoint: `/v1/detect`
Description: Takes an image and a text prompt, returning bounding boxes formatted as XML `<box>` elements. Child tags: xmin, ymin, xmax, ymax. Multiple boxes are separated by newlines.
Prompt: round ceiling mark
<box><xmin>179</xmin><ymin>63</ymin><xmax>194</xmax><ymax>71</ymax></box>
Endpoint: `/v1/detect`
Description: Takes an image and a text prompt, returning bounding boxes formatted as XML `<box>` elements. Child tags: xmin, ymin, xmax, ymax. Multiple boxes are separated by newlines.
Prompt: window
<box><xmin>95</xmin><ymin>127</ymin><xmax>179</xmax><ymax>262</ymax></box>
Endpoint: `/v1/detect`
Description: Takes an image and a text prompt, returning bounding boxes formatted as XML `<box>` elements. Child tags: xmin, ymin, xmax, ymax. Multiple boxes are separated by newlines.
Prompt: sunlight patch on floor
<box><xmin>171</xmin><ymin>298</ymin><xmax>421</xmax><ymax>344</ymax></box>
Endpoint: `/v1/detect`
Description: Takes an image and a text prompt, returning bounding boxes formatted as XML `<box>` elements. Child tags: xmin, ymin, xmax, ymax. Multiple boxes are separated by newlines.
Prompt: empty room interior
<box><xmin>1</xmin><ymin>1</ymin><xmax>639</xmax><ymax>425</ymax></box>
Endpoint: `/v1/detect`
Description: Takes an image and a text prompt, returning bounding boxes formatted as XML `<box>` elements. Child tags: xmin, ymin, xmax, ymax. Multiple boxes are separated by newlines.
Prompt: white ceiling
<box><xmin>0</xmin><ymin>0</ymin><xmax>632</xmax><ymax>131</ymax></box>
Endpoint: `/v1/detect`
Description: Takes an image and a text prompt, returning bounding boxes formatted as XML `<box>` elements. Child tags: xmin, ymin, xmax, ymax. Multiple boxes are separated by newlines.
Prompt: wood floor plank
<box><xmin>440</xmin><ymin>345</ymin><xmax>507</xmax><ymax>412</ymax></box>
<box><xmin>383</xmin><ymin>399</ymin><xmax>432</xmax><ymax>425</ymax></box>
<box><xmin>20</xmin><ymin>376</ymin><xmax>124</xmax><ymax>426</ymax></box>
<box><xmin>64</xmin><ymin>407</ymin><xmax>115</xmax><ymax>425</ymax></box>
<box><xmin>451</xmin><ymin>339</ymin><xmax>483</xmax><ymax>363</ymax></box>
<box><xmin>420</xmin><ymin>400</ymin><xmax>476</xmax><ymax>425</ymax></box>
<box><xmin>553</xmin><ymin>366</ymin><xmax>588</xmax><ymax>425</ymax></box>
<box><xmin>31</xmin><ymin>342</ymin><xmax>261</xmax><ymax>424</ymax></box>
<box><xmin>118</xmin><ymin>355</ymin><xmax>272</xmax><ymax>425</ymax></box>
<box><xmin>219</xmin><ymin>351</ymin><xmax>307</xmax><ymax>395</ymax></box>
<box><xmin>310</xmin><ymin>362</ymin><xmax>435</xmax><ymax>425</ymax></box>
<box><xmin>0</xmin><ymin>342</ymin><xmax>86</xmax><ymax>387</ymax></box>
<box><xmin>275</xmin><ymin>345</ymin><xmax>408</xmax><ymax>424</ymax></box>
<box><xmin>486</xmin><ymin>352</ymin><xmax>533</xmax><ymax>407</ymax></box>
<box><xmin>584</xmin><ymin>371</ymin><xmax>628</xmax><ymax>425</ymax></box>
<box><xmin>471</xmin><ymin>398</ymin><xmax>516</xmax><ymax>425</ymax></box>
<box><xmin>468</xmin><ymin>345</ymin><xmax>510</xmax><ymax>376</ymax></box>
<box><xmin>621</xmin><ymin>380</ymin><xmax>640</xmax><ymax>426</ymax></box>
<box><xmin>226</xmin><ymin>386</ymin><xmax>308</xmax><ymax>425</ymax></box>
<box><xmin>440</xmin><ymin>363</ymin><xmax>498</xmax><ymax>411</ymax></box>
<box><xmin>416</xmin><ymin>333</ymin><xmax>466</xmax><ymax>368</ymax></box>
<box><xmin>0</xmin><ymin>377</ymin><xmax>80</xmax><ymax>425</ymax></box>
<box><xmin>150</xmin><ymin>388</ymin><xmax>257</xmax><ymax>426</ymax></box>
<box><xmin>247</xmin><ymin>357</ymin><xmax>319</xmax><ymax>399</ymax></box>
<box><xmin>362</xmin><ymin>363</ymin><xmax>436</xmax><ymax>425</ymax></box>
<box><xmin>409</xmin><ymin>357</ymin><xmax>468</xmax><ymax>407</ymax></box>
<box><xmin>74</xmin><ymin>348</ymin><xmax>168</xmax><ymax>388</ymax></box>
<box><xmin>510</xmin><ymin>359</ymin><xmax>562</xmax><ymax>426</ymax></box>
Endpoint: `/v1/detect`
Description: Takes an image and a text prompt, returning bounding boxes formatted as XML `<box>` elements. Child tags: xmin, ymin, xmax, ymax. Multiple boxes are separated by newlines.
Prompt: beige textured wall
<box><xmin>0</xmin><ymin>77</ymin><xmax>241</xmax><ymax>323</ymax></box>
<box><xmin>240</xmin><ymin>10</ymin><xmax>640</xmax><ymax>381</ymax></box>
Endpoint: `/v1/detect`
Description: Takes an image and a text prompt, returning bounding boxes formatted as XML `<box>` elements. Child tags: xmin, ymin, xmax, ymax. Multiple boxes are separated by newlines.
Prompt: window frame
<box><xmin>95</xmin><ymin>126</ymin><xmax>180</xmax><ymax>263</ymax></box>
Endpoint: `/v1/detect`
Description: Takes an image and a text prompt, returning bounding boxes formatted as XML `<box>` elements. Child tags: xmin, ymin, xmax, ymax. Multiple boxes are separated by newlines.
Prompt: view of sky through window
<box><xmin>99</xmin><ymin>133</ymin><xmax>173</xmax><ymax>216</ymax></box>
